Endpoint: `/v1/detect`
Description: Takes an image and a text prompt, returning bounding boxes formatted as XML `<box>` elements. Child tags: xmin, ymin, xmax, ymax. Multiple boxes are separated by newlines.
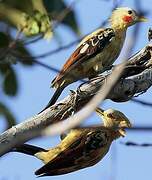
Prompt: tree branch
<box><xmin>0</xmin><ymin>43</ymin><xmax>152</xmax><ymax>156</ymax></box>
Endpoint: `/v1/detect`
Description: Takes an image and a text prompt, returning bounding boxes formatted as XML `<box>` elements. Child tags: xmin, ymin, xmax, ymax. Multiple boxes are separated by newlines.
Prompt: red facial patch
<box><xmin>123</xmin><ymin>15</ymin><xmax>133</xmax><ymax>23</ymax></box>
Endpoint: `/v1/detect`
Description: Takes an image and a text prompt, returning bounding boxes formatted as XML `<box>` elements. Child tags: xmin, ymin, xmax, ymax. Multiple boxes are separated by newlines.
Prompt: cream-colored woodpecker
<box><xmin>40</xmin><ymin>7</ymin><xmax>147</xmax><ymax>112</ymax></box>
<box><xmin>12</xmin><ymin>108</ymin><xmax>131</xmax><ymax>176</ymax></box>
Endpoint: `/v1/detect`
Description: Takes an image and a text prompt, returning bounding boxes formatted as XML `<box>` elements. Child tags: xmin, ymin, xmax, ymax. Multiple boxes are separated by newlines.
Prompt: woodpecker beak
<box><xmin>119</xmin><ymin>120</ymin><xmax>132</xmax><ymax>128</ymax></box>
<box><xmin>95</xmin><ymin>107</ymin><xmax>104</xmax><ymax>116</ymax></box>
<box><xmin>137</xmin><ymin>16</ymin><xmax>148</xmax><ymax>22</ymax></box>
<box><xmin>118</xmin><ymin>120</ymin><xmax>132</xmax><ymax>137</ymax></box>
<box><xmin>118</xmin><ymin>129</ymin><xmax>126</xmax><ymax>137</ymax></box>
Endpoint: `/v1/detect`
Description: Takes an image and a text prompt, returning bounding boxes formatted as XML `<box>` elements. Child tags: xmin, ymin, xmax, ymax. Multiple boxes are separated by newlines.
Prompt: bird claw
<box><xmin>60</xmin><ymin>106</ymin><xmax>76</xmax><ymax>120</ymax></box>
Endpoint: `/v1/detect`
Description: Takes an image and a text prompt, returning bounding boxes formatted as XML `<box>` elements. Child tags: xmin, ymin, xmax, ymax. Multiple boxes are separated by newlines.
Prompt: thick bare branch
<box><xmin>0</xmin><ymin>43</ymin><xmax>152</xmax><ymax>156</ymax></box>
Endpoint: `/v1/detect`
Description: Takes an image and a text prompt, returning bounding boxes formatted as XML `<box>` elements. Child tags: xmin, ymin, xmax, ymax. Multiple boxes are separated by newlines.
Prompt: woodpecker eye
<box><xmin>107</xmin><ymin>113</ymin><xmax>114</xmax><ymax>118</ymax></box>
<box><xmin>128</xmin><ymin>10</ymin><xmax>133</xmax><ymax>15</ymax></box>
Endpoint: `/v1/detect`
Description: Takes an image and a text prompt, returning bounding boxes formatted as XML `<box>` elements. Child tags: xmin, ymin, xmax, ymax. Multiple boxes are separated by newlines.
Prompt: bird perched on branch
<box><xmin>39</xmin><ymin>7</ymin><xmax>147</xmax><ymax>113</ymax></box>
<box><xmin>12</xmin><ymin>108</ymin><xmax>131</xmax><ymax>176</ymax></box>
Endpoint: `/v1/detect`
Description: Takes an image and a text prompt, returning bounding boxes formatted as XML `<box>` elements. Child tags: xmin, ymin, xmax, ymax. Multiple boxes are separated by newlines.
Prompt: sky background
<box><xmin>1</xmin><ymin>0</ymin><xmax>152</xmax><ymax>180</ymax></box>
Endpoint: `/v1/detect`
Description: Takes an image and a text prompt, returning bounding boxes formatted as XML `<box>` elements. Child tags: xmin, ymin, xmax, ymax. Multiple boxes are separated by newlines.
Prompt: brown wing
<box><xmin>52</xmin><ymin>28</ymin><xmax>115</xmax><ymax>86</ymax></box>
<box><xmin>35</xmin><ymin>128</ymin><xmax>111</xmax><ymax>176</ymax></box>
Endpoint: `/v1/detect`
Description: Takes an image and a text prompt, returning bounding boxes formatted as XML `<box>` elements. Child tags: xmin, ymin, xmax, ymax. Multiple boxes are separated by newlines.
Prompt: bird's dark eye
<box><xmin>128</xmin><ymin>10</ymin><xmax>133</xmax><ymax>15</ymax></box>
<box><xmin>107</xmin><ymin>113</ymin><xmax>114</xmax><ymax>118</ymax></box>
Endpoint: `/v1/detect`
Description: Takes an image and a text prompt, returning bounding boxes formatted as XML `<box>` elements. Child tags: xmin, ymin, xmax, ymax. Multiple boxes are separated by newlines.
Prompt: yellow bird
<box><xmin>13</xmin><ymin>108</ymin><xmax>131</xmax><ymax>176</ymax></box>
<box><xmin>40</xmin><ymin>7</ymin><xmax>147</xmax><ymax>112</ymax></box>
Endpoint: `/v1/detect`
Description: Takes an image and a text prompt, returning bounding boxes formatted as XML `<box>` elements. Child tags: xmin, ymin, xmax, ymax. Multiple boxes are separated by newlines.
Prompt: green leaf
<box><xmin>0</xmin><ymin>2</ymin><xmax>52</xmax><ymax>39</ymax></box>
<box><xmin>20</xmin><ymin>11</ymin><xmax>52</xmax><ymax>39</ymax></box>
<box><xmin>0</xmin><ymin>31</ymin><xmax>34</xmax><ymax>66</ymax></box>
<box><xmin>0</xmin><ymin>102</ymin><xmax>16</xmax><ymax>130</ymax></box>
<box><xmin>2</xmin><ymin>0</ymin><xmax>33</xmax><ymax>14</ymax></box>
<box><xmin>0</xmin><ymin>31</ymin><xmax>35</xmax><ymax>96</ymax></box>
<box><xmin>0</xmin><ymin>32</ymin><xmax>10</xmax><ymax>47</ymax></box>
<box><xmin>44</xmin><ymin>0</ymin><xmax>80</xmax><ymax>35</ymax></box>
<box><xmin>0</xmin><ymin>65</ymin><xmax>18</xmax><ymax>96</ymax></box>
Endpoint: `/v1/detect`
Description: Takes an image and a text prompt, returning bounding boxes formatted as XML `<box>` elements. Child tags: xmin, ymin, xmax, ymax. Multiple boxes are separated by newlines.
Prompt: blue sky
<box><xmin>1</xmin><ymin>0</ymin><xmax>152</xmax><ymax>179</ymax></box>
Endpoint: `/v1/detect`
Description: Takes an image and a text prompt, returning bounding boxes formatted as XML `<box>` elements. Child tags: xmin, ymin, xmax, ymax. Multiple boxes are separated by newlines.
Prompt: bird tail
<box><xmin>38</xmin><ymin>86</ymin><xmax>65</xmax><ymax>114</ymax></box>
<box><xmin>12</xmin><ymin>144</ymin><xmax>47</xmax><ymax>156</ymax></box>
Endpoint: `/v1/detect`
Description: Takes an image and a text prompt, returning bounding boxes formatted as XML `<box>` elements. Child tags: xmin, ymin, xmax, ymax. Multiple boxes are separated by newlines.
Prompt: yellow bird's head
<box><xmin>110</xmin><ymin>7</ymin><xmax>147</xmax><ymax>30</ymax></box>
<box><xmin>96</xmin><ymin>108</ymin><xmax>132</xmax><ymax>137</ymax></box>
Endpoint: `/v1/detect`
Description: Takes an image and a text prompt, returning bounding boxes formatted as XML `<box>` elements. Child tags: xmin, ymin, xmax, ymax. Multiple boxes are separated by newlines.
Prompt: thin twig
<box><xmin>120</xmin><ymin>141</ymin><xmax>152</xmax><ymax>147</ymax></box>
<box><xmin>13</xmin><ymin>39</ymin><xmax>81</xmax><ymax>59</ymax></box>
<box><xmin>131</xmin><ymin>99</ymin><xmax>152</xmax><ymax>107</ymax></box>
